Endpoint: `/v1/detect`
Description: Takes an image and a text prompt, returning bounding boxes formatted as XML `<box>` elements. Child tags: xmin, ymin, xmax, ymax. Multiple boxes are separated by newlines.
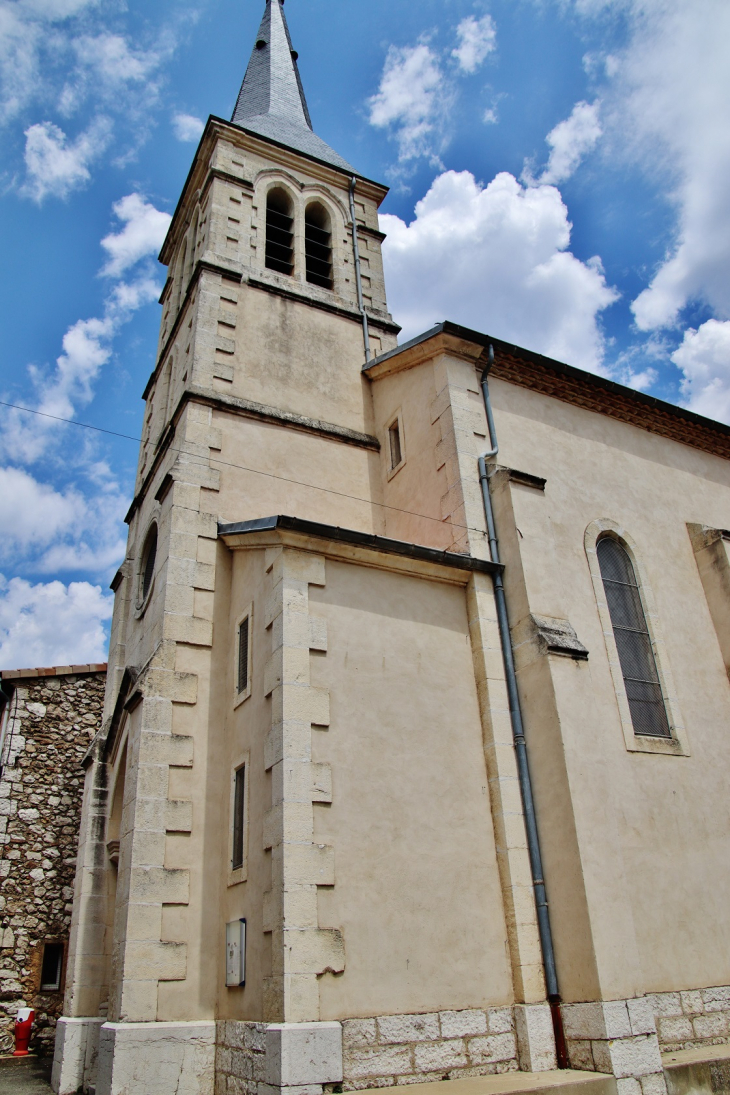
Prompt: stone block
<box><xmin>467</xmin><ymin>1033</ymin><xmax>517</xmax><ymax>1064</ymax></box>
<box><xmin>414</xmin><ymin>1039</ymin><xmax>467</xmax><ymax>1072</ymax></box>
<box><xmin>562</xmin><ymin>1002</ymin><xmax>607</xmax><ymax>1041</ymax></box>
<box><xmin>567</xmin><ymin>1039</ymin><xmax>594</xmax><ymax>1072</ymax></box>
<box><xmin>657</xmin><ymin>1016</ymin><xmax>693</xmax><ymax>1043</ymax></box>
<box><xmin>95</xmin><ymin>1020</ymin><xmax>216</xmax><ymax>1095</ymax></box>
<box><xmin>265</xmin><ymin>1021</ymin><xmax>343</xmax><ymax>1086</ymax></box>
<box><xmin>628</xmin><ymin>999</ymin><xmax>657</xmax><ymax>1037</ymax></box>
<box><xmin>693</xmin><ymin>1013</ymin><xmax>729</xmax><ymax>1039</ymax></box>
<box><xmin>52</xmin><ymin>1016</ymin><xmax>105</xmax><ymax>1095</ymax></box>
<box><xmin>128</xmin><ymin>866</ymin><xmax>190</xmax><ymax>904</ymax></box>
<box><xmin>514</xmin><ymin>1003</ymin><xmax>556</xmax><ymax>1072</ymax></box>
<box><xmin>702</xmin><ymin>986</ymin><xmax>730</xmax><ymax>1012</ymax></box>
<box><xmin>487</xmin><ymin>1008</ymin><xmax>514</xmax><ymax>1035</ymax></box>
<box><xmin>377</xmin><ymin>1013</ymin><xmax>439</xmax><ymax>1045</ymax></box>
<box><xmin>679</xmin><ymin>991</ymin><xmax>703</xmax><ymax>1015</ymax></box>
<box><xmin>123</xmin><ymin>939</ymin><xmax>187</xmax><ymax>981</ymax></box>
<box><xmin>616</xmin><ymin>1080</ymin><xmax>642</xmax><ymax>1095</ymax></box>
<box><xmin>342</xmin><ymin>1019</ymin><xmax>377</xmax><ymax>1048</ymax></box>
<box><xmin>344</xmin><ymin>1044</ymin><xmax>412</xmax><ymax>1080</ymax></box>
<box><xmin>604</xmin><ymin>1001</ymin><xmax>633</xmax><ymax>1039</ymax></box>
<box><xmin>640</xmin><ymin>1074</ymin><xmax>668</xmax><ymax>1095</ymax></box>
<box><xmin>166</xmin><ymin>799</ymin><xmax>193</xmax><ymax>832</ymax></box>
<box><xmin>439</xmin><ymin>1010</ymin><xmax>487</xmax><ymax>1039</ymax></box>
<box><xmin>605</xmin><ymin>1035</ymin><xmax>664</xmax><ymax>1079</ymax></box>
<box><xmin>647</xmin><ymin>993</ymin><xmax>682</xmax><ymax>1018</ymax></box>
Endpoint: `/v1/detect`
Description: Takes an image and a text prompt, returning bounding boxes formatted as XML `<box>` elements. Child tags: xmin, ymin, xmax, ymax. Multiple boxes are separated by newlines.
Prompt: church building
<box><xmin>52</xmin><ymin>3</ymin><xmax>730</xmax><ymax>1094</ymax></box>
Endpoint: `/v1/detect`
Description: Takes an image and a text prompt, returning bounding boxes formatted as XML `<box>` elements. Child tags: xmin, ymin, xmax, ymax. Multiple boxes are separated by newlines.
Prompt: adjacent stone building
<box><xmin>51</xmin><ymin>3</ymin><xmax>730</xmax><ymax>1095</ymax></box>
<box><xmin>0</xmin><ymin>665</ymin><xmax>106</xmax><ymax>1055</ymax></box>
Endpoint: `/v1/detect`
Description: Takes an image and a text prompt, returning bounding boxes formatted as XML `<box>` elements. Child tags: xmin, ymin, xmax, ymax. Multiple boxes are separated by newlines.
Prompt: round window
<box><xmin>140</xmin><ymin>524</ymin><xmax>158</xmax><ymax>602</ymax></box>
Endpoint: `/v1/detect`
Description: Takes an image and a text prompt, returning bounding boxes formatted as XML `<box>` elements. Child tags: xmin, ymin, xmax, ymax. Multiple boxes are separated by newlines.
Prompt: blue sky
<box><xmin>1</xmin><ymin>0</ymin><xmax>729</xmax><ymax>669</ymax></box>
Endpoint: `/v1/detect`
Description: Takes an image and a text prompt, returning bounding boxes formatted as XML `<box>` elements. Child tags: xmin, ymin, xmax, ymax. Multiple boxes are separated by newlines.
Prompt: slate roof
<box><xmin>232</xmin><ymin>0</ymin><xmax>355</xmax><ymax>175</ymax></box>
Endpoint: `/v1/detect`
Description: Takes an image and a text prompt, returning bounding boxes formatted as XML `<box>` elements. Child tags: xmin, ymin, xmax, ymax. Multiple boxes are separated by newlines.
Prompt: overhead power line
<box><xmin>0</xmin><ymin>398</ymin><xmax>487</xmax><ymax>537</ymax></box>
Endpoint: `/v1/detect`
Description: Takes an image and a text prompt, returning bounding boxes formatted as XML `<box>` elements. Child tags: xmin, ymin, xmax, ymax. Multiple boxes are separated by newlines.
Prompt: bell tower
<box><xmin>55</xmin><ymin>4</ymin><xmax>398</xmax><ymax>1094</ymax></box>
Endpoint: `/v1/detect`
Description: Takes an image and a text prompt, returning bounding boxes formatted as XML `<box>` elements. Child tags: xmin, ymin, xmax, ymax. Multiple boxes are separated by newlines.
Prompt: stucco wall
<box><xmin>309</xmin><ymin>559</ymin><xmax>513</xmax><ymax>1020</ymax></box>
<box><xmin>488</xmin><ymin>376</ymin><xmax>730</xmax><ymax>1002</ymax></box>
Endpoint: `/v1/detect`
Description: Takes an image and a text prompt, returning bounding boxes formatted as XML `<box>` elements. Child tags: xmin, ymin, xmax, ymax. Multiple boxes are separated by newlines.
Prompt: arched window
<box><xmin>265</xmin><ymin>188</ymin><xmax>294</xmax><ymax>276</ymax></box>
<box><xmin>305</xmin><ymin>202</ymin><xmax>333</xmax><ymax>289</ymax></box>
<box><xmin>140</xmin><ymin>524</ymin><xmax>158</xmax><ymax>603</ymax></box>
<box><xmin>597</xmin><ymin>537</ymin><xmax>671</xmax><ymax>738</ymax></box>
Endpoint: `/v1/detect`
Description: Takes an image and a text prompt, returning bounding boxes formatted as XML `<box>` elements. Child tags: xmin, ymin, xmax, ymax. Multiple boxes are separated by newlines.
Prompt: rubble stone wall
<box><xmin>0</xmin><ymin>666</ymin><xmax>106</xmax><ymax>1055</ymax></box>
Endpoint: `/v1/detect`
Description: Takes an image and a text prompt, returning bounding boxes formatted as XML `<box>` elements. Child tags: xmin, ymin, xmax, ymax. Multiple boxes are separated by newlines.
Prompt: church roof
<box><xmin>232</xmin><ymin>0</ymin><xmax>355</xmax><ymax>175</ymax></box>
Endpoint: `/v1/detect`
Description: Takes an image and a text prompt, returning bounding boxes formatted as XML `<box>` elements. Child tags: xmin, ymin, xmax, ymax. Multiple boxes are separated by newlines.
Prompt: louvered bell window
<box><xmin>305</xmin><ymin>203</ymin><xmax>333</xmax><ymax>290</ymax></box>
<box><xmin>597</xmin><ymin>537</ymin><xmax>671</xmax><ymax>738</ymax></box>
<box><xmin>265</xmin><ymin>189</ymin><xmax>294</xmax><ymax>276</ymax></box>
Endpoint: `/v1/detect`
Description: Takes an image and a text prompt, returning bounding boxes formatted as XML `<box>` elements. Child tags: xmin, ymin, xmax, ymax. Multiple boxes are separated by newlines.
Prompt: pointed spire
<box><xmin>232</xmin><ymin>0</ymin><xmax>354</xmax><ymax>174</ymax></box>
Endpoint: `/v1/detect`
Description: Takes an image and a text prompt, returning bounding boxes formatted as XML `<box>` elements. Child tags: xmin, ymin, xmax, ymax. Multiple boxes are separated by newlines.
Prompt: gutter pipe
<box><xmin>478</xmin><ymin>345</ymin><xmax>568</xmax><ymax>1069</ymax></box>
<box><xmin>348</xmin><ymin>177</ymin><xmax>371</xmax><ymax>363</ymax></box>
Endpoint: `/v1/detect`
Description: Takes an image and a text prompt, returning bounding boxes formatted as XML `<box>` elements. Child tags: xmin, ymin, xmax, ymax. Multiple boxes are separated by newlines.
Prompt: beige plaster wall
<box><xmin>370</xmin><ymin>358</ymin><xmax>457</xmax><ymax>551</ymax></box>
<box><xmin>209</xmin><ymin>546</ymin><xmax>272</xmax><ymax>1022</ymax></box>
<box><xmin>309</xmin><ymin>559</ymin><xmax>514</xmax><ymax>1020</ymax></box>
<box><xmin>213</xmin><ymin>411</ymin><xmax>383</xmax><ymax>535</ymax></box>
<box><xmin>488</xmin><ymin>376</ymin><xmax>730</xmax><ymax>1002</ymax></box>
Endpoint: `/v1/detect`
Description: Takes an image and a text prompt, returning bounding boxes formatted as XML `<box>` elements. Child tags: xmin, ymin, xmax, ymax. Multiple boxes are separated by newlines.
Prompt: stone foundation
<box><xmin>648</xmin><ymin>987</ymin><xmax>730</xmax><ymax>1052</ymax></box>
<box><xmin>341</xmin><ymin>1007</ymin><xmax>520</xmax><ymax>1089</ymax></box>
<box><xmin>562</xmin><ymin>1000</ymin><xmax>667</xmax><ymax>1095</ymax></box>
<box><xmin>215</xmin><ymin>1020</ymin><xmax>343</xmax><ymax>1095</ymax></box>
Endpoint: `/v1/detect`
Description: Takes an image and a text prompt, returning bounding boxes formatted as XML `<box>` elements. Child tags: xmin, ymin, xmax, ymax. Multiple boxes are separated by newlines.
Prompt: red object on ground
<box><xmin>13</xmin><ymin>1007</ymin><xmax>34</xmax><ymax>1056</ymax></box>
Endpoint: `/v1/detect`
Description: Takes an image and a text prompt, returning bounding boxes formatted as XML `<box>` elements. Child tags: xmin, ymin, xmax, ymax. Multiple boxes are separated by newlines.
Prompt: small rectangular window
<box><xmin>237</xmin><ymin>617</ymin><xmax>249</xmax><ymax>695</ymax></box>
<box><xmin>232</xmin><ymin>765</ymin><xmax>246</xmax><ymax>871</ymax></box>
<box><xmin>389</xmin><ymin>420</ymin><xmax>402</xmax><ymax>470</ymax></box>
<box><xmin>40</xmin><ymin>943</ymin><xmax>64</xmax><ymax>991</ymax></box>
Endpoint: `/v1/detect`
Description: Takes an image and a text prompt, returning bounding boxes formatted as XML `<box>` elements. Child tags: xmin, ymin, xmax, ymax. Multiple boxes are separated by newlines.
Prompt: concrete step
<box><xmin>663</xmin><ymin>1042</ymin><xmax>730</xmax><ymax>1095</ymax></box>
<box><xmin>360</xmin><ymin>1070</ymin><xmax>616</xmax><ymax>1095</ymax></box>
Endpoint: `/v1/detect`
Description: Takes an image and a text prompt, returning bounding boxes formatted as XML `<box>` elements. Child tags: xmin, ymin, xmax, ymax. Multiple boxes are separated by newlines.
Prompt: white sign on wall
<box><xmin>226</xmin><ymin>918</ymin><xmax>246</xmax><ymax>987</ymax></box>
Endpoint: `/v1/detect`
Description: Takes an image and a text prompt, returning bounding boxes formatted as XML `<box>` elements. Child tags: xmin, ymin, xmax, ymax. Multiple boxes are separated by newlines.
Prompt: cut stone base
<box><xmin>96</xmin><ymin>1020</ymin><xmax>216</xmax><ymax>1095</ymax></box>
<box><xmin>562</xmin><ymin>1000</ymin><xmax>667</xmax><ymax>1095</ymax></box>
<box><xmin>515</xmin><ymin>1005</ymin><xmax>557</xmax><ymax>1072</ymax></box>
<box><xmin>52</xmin><ymin>1016</ymin><xmax>106</xmax><ymax>1095</ymax></box>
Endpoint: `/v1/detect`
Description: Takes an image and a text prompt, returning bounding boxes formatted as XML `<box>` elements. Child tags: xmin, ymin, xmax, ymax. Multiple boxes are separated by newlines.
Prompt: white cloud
<box><xmin>368</xmin><ymin>43</ymin><xmax>448</xmax><ymax>163</ymax></box>
<box><xmin>672</xmin><ymin>319</ymin><xmax>730</xmax><ymax>424</ymax></box>
<box><xmin>172</xmin><ymin>112</ymin><xmax>204</xmax><ymax>143</ymax></box>
<box><xmin>452</xmin><ymin>14</ymin><xmax>496</xmax><ymax>75</ymax></box>
<box><xmin>0</xmin><ymin>467</ymin><xmax>85</xmax><ymax>549</ymax></box>
<box><xmin>101</xmin><ymin>193</ymin><xmax>172</xmax><ymax>278</ymax></box>
<box><xmin>21</xmin><ymin>116</ymin><xmax>111</xmax><ymax>202</ymax></box>
<box><xmin>0</xmin><ymin>574</ymin><xmax>112</xmax><ymax>671</ymax></box>
<box><xmin>570</xmin><ymin>0</ymin><xmax>730</xmax><ymax>332</ymax></box>
<box><xmin>381</xmin><ymin>169</ymin><xmax>618</xmax><ymax>371</ymax></box>
<box><xmin>528</xmin><ymin>100</ymin><xmax>602</xmax><ymax>186</ymax></box>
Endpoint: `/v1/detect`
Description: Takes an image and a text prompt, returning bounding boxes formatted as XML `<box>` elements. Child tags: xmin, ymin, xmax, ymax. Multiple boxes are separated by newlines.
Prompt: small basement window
<box><xmin>265</xmin><ymin>188</ymin><xmax>294</xmax><ymax>276</ymax></box>
<box><xmin>40</xmin><ymin>943</ymin><xmax>64</xmax><ymax>992</ymax></box>
<box><xmin>305</xmin><ymin>203</ymin><xmax>333</xmax><ymax>290</ymax></box>
<box><xmin>232</xmin><ymin>765</ymin><xmax>246</xmax><ymax>871</ymax></box>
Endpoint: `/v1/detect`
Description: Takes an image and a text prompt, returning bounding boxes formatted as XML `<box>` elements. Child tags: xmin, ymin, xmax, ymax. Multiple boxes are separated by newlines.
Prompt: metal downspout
<box><xmin>348</xmin><ymin>177</ymin><xmax>371</xmax><ymax>363</ymax></box>
<box><xmin>478</xmin><ymin>346</ymin><xmax>568</xmax><ymax>1068</ymax></box>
